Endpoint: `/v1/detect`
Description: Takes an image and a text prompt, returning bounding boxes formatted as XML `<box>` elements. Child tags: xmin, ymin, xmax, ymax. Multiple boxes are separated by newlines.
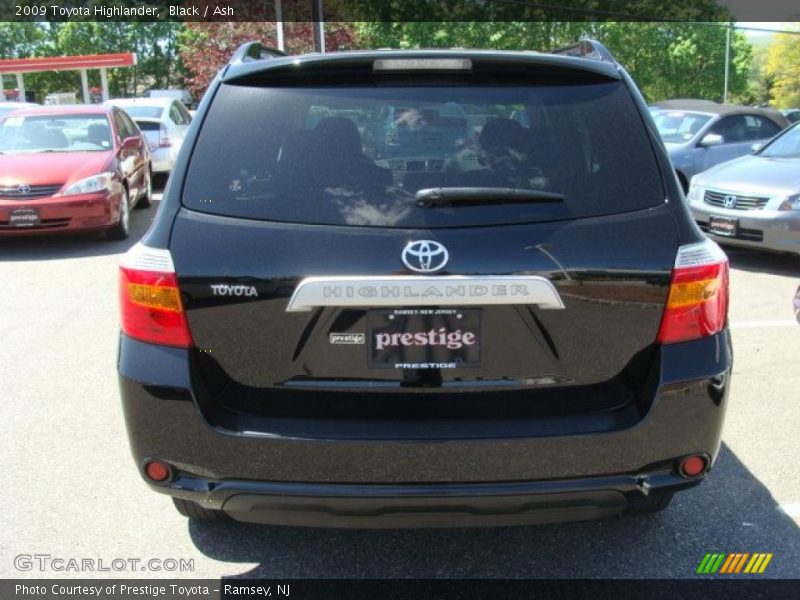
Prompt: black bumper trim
<box><xmin>159</xmin><ymin>472</ymin><xmax>699</xmax><ymax>528</ymax></box>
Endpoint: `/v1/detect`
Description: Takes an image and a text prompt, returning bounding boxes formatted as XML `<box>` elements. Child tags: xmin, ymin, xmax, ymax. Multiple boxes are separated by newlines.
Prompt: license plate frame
<box><xmin>367</xmin><ymin>308</ymin><xmax>482</xmax><ymax>369</ymax></box>
<box><xmin>709</xmin><ymin>215</ymin><xmax>738</xmax><ymax>237</ymax></box>
<box><xmin>9</xmin><ymin>208</ymin><xmax>41</xmax><ymax>228</ymax></box>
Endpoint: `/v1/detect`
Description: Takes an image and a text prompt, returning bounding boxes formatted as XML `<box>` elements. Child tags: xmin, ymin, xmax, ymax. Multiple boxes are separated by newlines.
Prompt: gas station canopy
<box><xmin>0</xmin><ymin>53</ymin><xmax>137</xmax><ymax>103</ymax></box>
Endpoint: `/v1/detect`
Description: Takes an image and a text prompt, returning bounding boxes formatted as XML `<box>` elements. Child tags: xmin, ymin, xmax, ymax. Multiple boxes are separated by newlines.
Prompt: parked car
<box><xmin>649</xmin><ymin>99</ymin><xmax>789</xmax><ymax>191</ymax></box>
<box><xmin>118</xmin><ymin>41</ymin><xmax>732</xmax><ymax>527</ymax></box>
<box><xmin>0</xmin><ymin>105</ymin><xmax>151</xmax><ymax>239</ymax></box>
<box><xmin>795</xmin><ymin>285</ymin><xmax>800</xmax><ymax>323</ymax></box>
<box><xmin>0</xmin><ymin>101</ymin><xmax>37</xmax><ymax>121</ymax></box>
<box><xmin>145</xmin><ymin>88</ymin><xmax>195</xmax><ymax>110</ymax></box>
<box><xmin>104</xmin><ymin>97</ymin><xmax>192</xmax><ymax>175</ymax></box>
<box><xmin>781</xmin><ymin>109</ymin><xmax>800</xmax><ymax>124</ymax></box>
<box><xmin>688</xmin><ymin>120</ymin><xmax>800</xmax><ymax>256</ymax></box>
<box><xmin>44</xmin><ymin>92</ymin><xmax>77</xmax><ymax>106</ymax></box>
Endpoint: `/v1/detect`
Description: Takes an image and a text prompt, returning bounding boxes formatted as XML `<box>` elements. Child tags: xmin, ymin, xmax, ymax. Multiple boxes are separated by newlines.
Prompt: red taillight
<box><xmin>657</xmin><ymin>240</ymin><xmax>729</xmax><ymax>345</ymax></box>
<box><xmin>159</xmin><ymin>123</ymin><xmax>172</xmax><ymax>148</ymax></box>
<box><xmin>119</xmin><ymin>244</ymin><xmax>192</xmax><ymax>348</ymax></box>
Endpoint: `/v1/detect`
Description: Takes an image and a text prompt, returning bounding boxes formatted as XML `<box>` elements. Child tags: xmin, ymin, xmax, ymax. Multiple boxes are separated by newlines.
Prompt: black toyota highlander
<box><xmin>118</xmin><ymin>41</ymin><xmax>732</xmax><ymax>526</ymax></box>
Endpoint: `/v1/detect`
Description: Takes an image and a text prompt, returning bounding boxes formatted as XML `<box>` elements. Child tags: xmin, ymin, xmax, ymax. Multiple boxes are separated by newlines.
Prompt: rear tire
<box><xmin>172</xmin><ymin>498</ymin><xmax>229</xmax><ymax>522</ymax></box>
<box><xmin>106</xmin><ymin>187</ymin><xmax>130</xmax><ymax>241</ymax></box>
<box><xmin>627</xmin><ymin>491</ymin><xmax>674</xmax><ymax>516</ymax></box>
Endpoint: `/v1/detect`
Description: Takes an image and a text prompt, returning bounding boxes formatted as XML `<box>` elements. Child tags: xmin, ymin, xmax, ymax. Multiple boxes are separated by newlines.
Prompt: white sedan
<box><xmin>104</xmin><ymin>97</ymin><xmax>192</xmax><ymax>175</ymax></box>
<box><xmin>0</xmin><ymin>101</ymin><xmax>38</xmax><ymax>121</ymax></box>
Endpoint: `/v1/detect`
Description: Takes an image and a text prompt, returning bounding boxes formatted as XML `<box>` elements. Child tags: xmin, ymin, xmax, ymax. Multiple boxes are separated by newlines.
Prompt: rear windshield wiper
<box><xmin>415</xmin><ymin>187</ymin><xmax>565</xmax><ymax>208</ymax></box>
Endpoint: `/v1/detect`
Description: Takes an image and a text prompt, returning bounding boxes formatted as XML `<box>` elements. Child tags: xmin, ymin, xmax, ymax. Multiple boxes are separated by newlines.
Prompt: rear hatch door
<box><xmin>170</xmin><ymin>55</ymin><xmax>676</xmax><ymax>415</ymax></box>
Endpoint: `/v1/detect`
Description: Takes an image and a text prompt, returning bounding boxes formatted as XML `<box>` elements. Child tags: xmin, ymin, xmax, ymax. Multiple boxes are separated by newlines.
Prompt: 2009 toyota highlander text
<box><xmin>117</xmin><ymin>40</ymin><xmax>732</xmax><ymax>527</ymax></box>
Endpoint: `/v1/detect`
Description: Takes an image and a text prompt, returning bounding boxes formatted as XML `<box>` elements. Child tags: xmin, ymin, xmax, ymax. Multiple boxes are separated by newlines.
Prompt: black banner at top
<box><xmin>1</xmin><ymin>0</ymin><xmax>799</xmax><ymax>23</ymax></box>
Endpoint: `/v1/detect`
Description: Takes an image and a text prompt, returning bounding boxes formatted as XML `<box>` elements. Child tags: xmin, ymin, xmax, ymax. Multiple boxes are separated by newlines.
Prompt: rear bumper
<box><xmin>149</xmin><ymin>148</ymin><xmax>175</xmax><ymax>174</ymax></box>
<box><xmin>163</xmin><ymin>474</ymin><xmax>698</xmax><ymax>528</ymax></box>
<box><xmin>118</xmin><ymin>331</ymin><xmax>732</xmax><ymax>526</ymax></box>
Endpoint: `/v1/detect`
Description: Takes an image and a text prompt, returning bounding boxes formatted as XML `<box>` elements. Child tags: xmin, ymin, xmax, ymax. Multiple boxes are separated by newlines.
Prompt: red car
<box><xmin>0</xmin><ymin>105</ymin><xmax>151</xmax><ymax>239</ymax></box>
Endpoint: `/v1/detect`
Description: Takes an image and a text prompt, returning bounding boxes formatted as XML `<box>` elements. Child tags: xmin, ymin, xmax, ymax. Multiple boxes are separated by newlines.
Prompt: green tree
<box><xmin>734</xmin><ymin>37</ymin><xmax>771</xmax><ymax>106</ymax></box>
<box><xmin>0</xmin><ymin>22</ymin><xmax>46</xmax><ymax>99</ymax></box>
<box><xmin>765</xmin><ymin>29</ymin><xmax>800</xmax><ymax>108</ymax></box>
<box><xmin>594</xmin><ymin>23</ymin><xmax>752</xmax><ymax>103</ymax></box>
<box><xmin>0</xmin><ymin>21</ymin><xmax>185</xmax><ymax>101</ymax></box>
<box><xmin>354</xmin><ymin>21</ymin><xmax>751</xmax><ymax>104</ymax></box>
<box><xmin>54</xmin><ymin>22</ymin><xmax>185</xmax><ymax>97</ymax></box>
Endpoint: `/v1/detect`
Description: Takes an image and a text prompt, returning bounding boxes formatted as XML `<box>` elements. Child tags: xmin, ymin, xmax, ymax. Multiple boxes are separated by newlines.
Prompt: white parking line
<box><xmin>729</xmin><ymin>320</ymin><xmax>797</xmax><ymax>329</ymax></box>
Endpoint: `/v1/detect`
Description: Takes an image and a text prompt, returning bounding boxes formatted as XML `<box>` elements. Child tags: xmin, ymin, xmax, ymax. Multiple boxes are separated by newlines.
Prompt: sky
<box><xmin>738</xmin><ymin>22</ymin><xmax>783</xmax><ymax>40</ymax></box>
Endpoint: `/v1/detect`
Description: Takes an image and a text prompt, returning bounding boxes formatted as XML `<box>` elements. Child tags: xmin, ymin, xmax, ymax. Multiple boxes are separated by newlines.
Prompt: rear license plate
<box><xmin>709</xmin><ymin>216</ymin><xmax>738</xmax><ymax>237</ymax></box>
<box><xmin>368</xmin><ymin>308</ymin><xmax>482</xmax><ymax>369</ymax></box>
<box><xmin>9</xmin><ymin>208</ymin><xmax>40</xmax><ymax>228</ymax></box>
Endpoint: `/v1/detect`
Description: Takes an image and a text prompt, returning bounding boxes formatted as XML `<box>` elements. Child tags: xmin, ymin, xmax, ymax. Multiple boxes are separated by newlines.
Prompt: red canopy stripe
<box><xmin>0</xmin><ymin>53</ymin><xmax>136</xmax><ymax>74</ymax></box>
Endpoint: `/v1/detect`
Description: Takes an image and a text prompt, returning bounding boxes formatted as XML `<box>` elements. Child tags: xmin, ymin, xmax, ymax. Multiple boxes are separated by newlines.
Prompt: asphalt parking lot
<box><xmin>1</xmin><ymin>192</ymin><xmax>799</xmax><ymax>579</ymax></box>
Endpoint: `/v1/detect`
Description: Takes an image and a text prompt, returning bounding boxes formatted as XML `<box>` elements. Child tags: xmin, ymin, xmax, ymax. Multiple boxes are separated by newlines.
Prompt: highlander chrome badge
<box><xmin>723</xmin><ymin>194</ymin><xmax>737</xmax><ymax>209</ymax></box>
<box><xmin>285</xmin><ymin>275</ymin><xmax>565</xmax><ymax>312</ymax></box>
<box><xmin>402</xmin><ymin>240</ymin><xmax>449</xmax><ymax>273</ymax></box>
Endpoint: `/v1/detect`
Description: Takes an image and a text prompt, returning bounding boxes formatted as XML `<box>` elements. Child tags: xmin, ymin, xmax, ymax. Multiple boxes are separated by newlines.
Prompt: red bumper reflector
<box><xmin>144</xmin><ymin>460</ymin><xmax>171</xmax><ymax>482</ymax></box>
<box><xmin>679</xmin><ymin>455</ymin><xmax>708</xmax><ymax>478</ymax></box>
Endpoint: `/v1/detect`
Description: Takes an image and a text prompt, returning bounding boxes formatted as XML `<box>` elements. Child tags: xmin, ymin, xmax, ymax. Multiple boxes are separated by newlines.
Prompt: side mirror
<box><xmin>120</xmin><ymin>136</ymin><xmax>141</xmax><ymax>150</ymax></box>
<box><xmin>751</xmin><ymin>142</ymin><xmax>763</xmax><ymax>153</ymax></box>
<box><xmin>699</xmin><ymin>133</ymin><xmax>724</xmax><ymax>148</ymax></box>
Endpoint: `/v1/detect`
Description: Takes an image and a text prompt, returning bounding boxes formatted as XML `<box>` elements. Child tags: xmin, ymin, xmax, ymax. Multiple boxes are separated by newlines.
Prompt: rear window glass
<box><xmin>120</xmin><ymin>105</ymin><xmax>164</xmax><ymax>119</ymax></box>
<box><xmin>651</xmin><ymin>110</ymin><xmax>713</xmax><ymax>144</ymax></box>
<box><xmin>135</xmin><ymin>120</ymin><xmax>161</xmax><ymax>132</ymax></box>
<box><xmin>183</xmin><ymin>81</ymin><xmax>663</xmax><ymax>227</ymax></box>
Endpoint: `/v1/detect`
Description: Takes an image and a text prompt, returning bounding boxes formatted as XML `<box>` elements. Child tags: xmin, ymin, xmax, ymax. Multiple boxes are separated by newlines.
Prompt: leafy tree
<box><xmin>354</xmin><ymin>21</ymin><xmax>751</xmax><ymax>103</ymax></box>
<box><xmin>734</xmin><ymin>37</ymin><xmax>772</xmax><ymax>106</ymax></box>
<box><xmin>765</xmin><ymin>29</ymin><xmax>800</xmax><ymax>108</ymax></box>
<box><xmin>178</xmin><ymin>22</ymin><xmax>358</xmax><ymax>99</ymax></box>
<box><xmin>0</xmin><ymin>21</ymin><xmax>184</xmax><ymax>101</ymax></box>
<box><xmin>594</xmin><ymin>23</ymin><xmax>752</xmax><ymax>103</ymax></box>
<box><xmin>53</xmin><ymin>22</ymin><xmax>184</xmax><ymax>97</ymax></box>
<box><xmin>0</xmin><ymin>22</ymin><xmax>46</xmax><ymax>99</ymax></box>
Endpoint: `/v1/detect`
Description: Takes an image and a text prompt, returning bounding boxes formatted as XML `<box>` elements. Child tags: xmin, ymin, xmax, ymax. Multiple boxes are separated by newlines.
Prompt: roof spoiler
<box><xmin>229</xmin><ymin>41</ymin><xmax>286</xmax><ymax>65</ymax></box>
<box><xmin>552</xmin><ymin>39</ymin><xmax>615</xmax><ymax>63</ymax></box>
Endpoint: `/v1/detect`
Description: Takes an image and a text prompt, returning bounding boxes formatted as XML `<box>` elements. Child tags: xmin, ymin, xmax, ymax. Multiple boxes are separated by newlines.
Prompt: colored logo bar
<box><xmin>696</xmin><ymin>553</ymin><xmax>773</xmax><ymax>574</ymax></box>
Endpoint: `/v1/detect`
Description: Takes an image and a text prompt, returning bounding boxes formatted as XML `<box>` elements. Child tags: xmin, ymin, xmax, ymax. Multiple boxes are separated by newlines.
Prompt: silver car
<box><xmin>104</xmin><ymin>98</ymin><xmax>192</xmax><ymax>174</ymax></box>
<box><xmin>688</xmin><ymin>121</ymin><xmax>800</xmax><ymax>256</ymax></box>
<box><xmin>650</xmin><ymin>100</ymin><xmax>788</xmax><ymax>191</ymax></box>
<box><xmin>795</xmin><ymin>285</ymin><xmax>800</xmax><ymax>323</ymax></box>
